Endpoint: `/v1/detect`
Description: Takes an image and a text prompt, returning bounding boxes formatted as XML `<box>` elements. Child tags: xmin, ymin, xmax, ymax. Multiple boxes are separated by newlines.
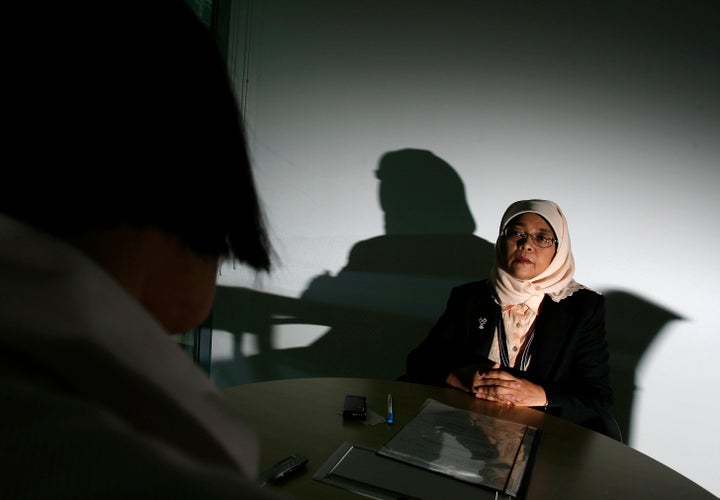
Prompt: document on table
<box><xmin>376</xmin><ymin>398</ymin><xmax>539</xmax><ymax>497</ymax></box>
<box><xmin>313</xmin><ymin>398</ymin><xmax>539</xmax><ymax>499</ymax></box>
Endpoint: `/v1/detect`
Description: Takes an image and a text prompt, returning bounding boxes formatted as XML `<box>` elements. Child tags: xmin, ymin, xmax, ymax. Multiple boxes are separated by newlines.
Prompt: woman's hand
<box><xmin>471</xmin><ymin>363</ymin><xmax>547</xmax><ymax>407</ymax></box>
<box><xmin>445</xmin><ymin>363</ymin><xmax>491</xmax><ymax>392</ymax></box>
<box><xmin>445</xmin><ymin>372</ymin><xmax>471</xmax><ymax>392</ymax></box>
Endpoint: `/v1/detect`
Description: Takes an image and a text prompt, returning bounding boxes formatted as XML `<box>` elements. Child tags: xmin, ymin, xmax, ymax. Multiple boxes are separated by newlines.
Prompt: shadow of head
<box><xmin>376</xmin><ymin>148</ymin><xmax>476</xmax><ymax>235</ymax></box>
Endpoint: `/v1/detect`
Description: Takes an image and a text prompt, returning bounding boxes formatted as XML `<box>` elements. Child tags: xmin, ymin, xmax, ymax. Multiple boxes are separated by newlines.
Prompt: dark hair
<box><xmin>3</xmin><ymin>0</ymin><xmax>272</xmax><ymax>271</ymax></box>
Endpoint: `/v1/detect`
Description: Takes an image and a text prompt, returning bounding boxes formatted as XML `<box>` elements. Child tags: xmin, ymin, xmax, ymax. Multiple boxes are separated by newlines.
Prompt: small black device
<box><xmin>258</xmin><ymin>453</ymin><xmax>309</xmax><ymax>486</ymax></box>
<box><xmin>343</xmin><ymin>394</ymin><xmax>367</xmax><ymax>420</ymax></box>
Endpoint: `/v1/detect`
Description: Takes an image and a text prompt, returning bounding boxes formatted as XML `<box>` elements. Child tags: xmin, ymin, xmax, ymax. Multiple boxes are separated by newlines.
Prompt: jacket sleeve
<box><xmin>405</xmin><ymin>282</ymin><xmax>495</xmax><ymax>386</ymax></box>
<box><xmin>533</xmin><ymin>290</ymin><xmax>620</xmax><ymax>439</ymax></box>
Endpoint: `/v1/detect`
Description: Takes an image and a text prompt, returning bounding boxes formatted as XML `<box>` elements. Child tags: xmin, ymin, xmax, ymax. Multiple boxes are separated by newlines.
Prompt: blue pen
<box><xmin>387</xmin><ymin>393</ymin><xmax>394</xmax><ymax>424</ymax></box>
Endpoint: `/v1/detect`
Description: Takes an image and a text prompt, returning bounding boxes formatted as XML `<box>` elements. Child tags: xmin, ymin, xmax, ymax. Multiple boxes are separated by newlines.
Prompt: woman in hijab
<box><xmin>403</xmin><ymin>199</ymin><xmax>621</xmax><ymax>441</ymax></box>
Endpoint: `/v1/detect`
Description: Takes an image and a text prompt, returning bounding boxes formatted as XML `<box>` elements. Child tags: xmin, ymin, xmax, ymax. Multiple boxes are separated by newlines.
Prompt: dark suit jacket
<box><xmin>404</xmin><ymin>280</ymin><xmax>622</xmax><ymax>441</ymax></box>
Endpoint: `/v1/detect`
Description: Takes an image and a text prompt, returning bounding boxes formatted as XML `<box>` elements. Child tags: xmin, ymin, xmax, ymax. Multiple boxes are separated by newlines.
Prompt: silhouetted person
<box><xmin>1</xmin><ymin>1</ymin><xmax>285</xmax><ymax>498</ymax></box>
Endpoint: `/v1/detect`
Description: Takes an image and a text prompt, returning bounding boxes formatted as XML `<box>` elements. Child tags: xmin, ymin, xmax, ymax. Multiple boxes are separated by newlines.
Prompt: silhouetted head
<box><xmin>5</xmin><ymin>0</ymin><xmax>271</xmax><ymax>270</ymax></box>
<box><xmin>375</xmin><ymin>149</ymin><xmax>475</xmax><ymax>234</ymax></box>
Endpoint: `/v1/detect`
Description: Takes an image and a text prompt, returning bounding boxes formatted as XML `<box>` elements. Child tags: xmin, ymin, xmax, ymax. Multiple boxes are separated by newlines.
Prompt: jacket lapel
<box><xmin>472</xmin><ymin>288</ymin><xmax>500</xmax><ymax>356</ymax></box>
<box><xmin>527</xmin><ymin>297</ymin><xmax>570</xmax><ymax>378</ymax></box>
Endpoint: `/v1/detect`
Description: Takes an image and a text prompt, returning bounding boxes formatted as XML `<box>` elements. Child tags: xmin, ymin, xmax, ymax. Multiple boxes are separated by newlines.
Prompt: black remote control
<box><xmin>258</xmin><ymin>453</ymin><xmax>309</xmax><ymax>486</ymax></box>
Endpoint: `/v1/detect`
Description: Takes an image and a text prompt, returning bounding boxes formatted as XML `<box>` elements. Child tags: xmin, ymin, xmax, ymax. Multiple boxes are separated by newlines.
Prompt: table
<box><xmin>223</xmin><ymin>377</ymin><xmax>714</xmax><ymax>499</ymax></box>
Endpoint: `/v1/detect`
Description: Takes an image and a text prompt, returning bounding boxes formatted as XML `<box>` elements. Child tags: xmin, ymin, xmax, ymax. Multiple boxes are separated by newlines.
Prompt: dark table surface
<box><xmin>223</xmin><ymin>377</ymin><xmax>715</xmax><ymax>499</ymax></box>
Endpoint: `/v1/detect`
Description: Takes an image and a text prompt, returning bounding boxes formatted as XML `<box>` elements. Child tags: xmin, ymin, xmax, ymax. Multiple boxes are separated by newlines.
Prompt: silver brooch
<box><xmin>478</xmin><ymin>317</ymin><xmax>487</xmax><ymax>330</ymax></box>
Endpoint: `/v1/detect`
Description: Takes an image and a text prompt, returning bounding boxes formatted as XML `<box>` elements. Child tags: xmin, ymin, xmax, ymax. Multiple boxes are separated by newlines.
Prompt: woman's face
<box><xmin>500</xmin><ymin>213</ymin><xmax>557</xmax><ymax>280</ymax></box>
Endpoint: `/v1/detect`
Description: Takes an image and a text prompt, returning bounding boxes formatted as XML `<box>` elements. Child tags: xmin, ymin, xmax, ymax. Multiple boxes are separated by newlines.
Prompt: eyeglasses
<box><xmin>503</xmin><ymin>228</ymin><xmax>557</xmax><ymax>248</ymax></box>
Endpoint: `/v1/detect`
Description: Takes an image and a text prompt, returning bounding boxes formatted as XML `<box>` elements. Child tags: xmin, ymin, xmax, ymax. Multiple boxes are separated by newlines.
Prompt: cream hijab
<box><xmin>489</xmin><ymin>199</ymin><xmax>582</xmax><ymax>305</ymax></box>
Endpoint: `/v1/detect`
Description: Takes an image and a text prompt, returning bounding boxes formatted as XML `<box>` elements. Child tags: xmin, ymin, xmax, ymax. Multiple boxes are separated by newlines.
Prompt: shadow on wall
<box><xmin>209</xmin><ymin>148</ymin><xmax>684</xmax><ymax>444</ymax></box>
<box><xmin>211</xmin><ymin>148</ymin><xmax>494</xmax><ymax>382</ymax></box>
<box><xmin>601</xmin><ymin>290</ymin><xmax>683</xmax><ymax>443</ymax></box>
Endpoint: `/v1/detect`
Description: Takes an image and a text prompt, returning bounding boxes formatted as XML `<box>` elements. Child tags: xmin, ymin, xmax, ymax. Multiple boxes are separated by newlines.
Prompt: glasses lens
<box><xmin>504</xmin><ymin>228</ymin><xmax>555</xmax><ymax>247</ymax></box>
<box><xmin>533</xmin><ymin>234</ymin><xmax>550</xmax><ymax>247</ymax></box>
<box><xmin>532</xmin><ymin>235</ymin><xmax>553</xmax><ymax>247</ymax></box>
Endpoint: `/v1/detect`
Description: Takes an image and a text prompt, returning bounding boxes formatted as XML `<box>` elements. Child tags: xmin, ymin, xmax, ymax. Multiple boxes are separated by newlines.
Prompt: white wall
<box><xmin>217</xmin><ymin>1</ymin><xmax>720</xmax><ymax>495</ymax></box>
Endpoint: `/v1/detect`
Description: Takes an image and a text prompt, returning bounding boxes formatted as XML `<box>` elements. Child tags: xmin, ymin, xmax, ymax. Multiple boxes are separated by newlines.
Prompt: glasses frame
<box><xmin>503</xmin><ymin>227</ymin><xmax>558</xmax><ymax>248</ymax></box>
